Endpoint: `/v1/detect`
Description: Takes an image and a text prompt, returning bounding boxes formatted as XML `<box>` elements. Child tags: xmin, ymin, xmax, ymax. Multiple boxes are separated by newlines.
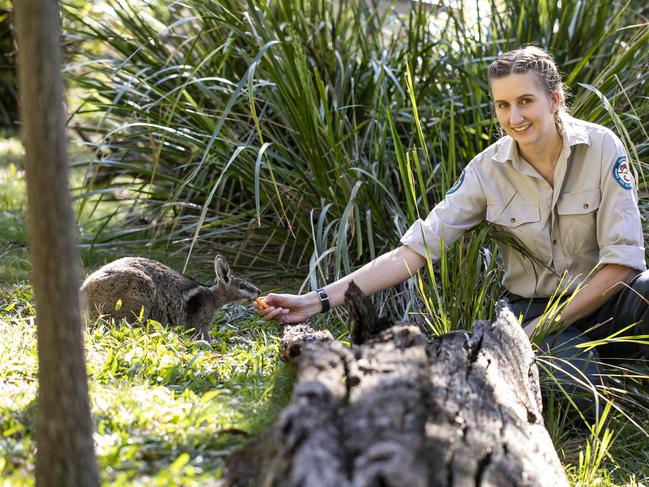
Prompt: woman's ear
<box><xmin>550</xmin><ymin>91</ymin><xmax>562</xmax><ymax>113</ymax></box>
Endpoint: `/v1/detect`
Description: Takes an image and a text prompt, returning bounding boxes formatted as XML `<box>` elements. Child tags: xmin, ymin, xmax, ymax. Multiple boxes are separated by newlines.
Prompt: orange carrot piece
<box><xmin>255</xmin><ymin>297</ymin><xmax>269</xmax><ymax>309</ymax></box>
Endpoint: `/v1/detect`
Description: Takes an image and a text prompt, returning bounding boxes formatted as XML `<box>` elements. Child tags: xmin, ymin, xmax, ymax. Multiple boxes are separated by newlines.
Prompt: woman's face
<box><xmin>490</xmin><ymin>72</ymin><xmax>561</xmax><ymax>148</ymax></box>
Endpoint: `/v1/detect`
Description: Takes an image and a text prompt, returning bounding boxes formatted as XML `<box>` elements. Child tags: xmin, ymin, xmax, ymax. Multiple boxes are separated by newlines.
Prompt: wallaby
<box><xmin>79</xmin><ymin>255</ymin><xmax>260</xmax><ymax>340</ymax></box>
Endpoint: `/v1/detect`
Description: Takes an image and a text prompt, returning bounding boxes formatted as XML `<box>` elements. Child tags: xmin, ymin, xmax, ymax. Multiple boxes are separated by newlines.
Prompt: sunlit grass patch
<box><xmin>0</xmin><ymin>138</ymin><xmax>30</xmax><ymax>284</ymax></box>
<box><xmin>85</xmin><ymin>311</ymin><xmax>283</xmax><ymax>390</ymax></box>
<box><xmin>0</xmin><ymin>293</ymin><xmax>38</xmax><ymax>485</ymax></box>
<box><xmin>88</xmin><ymin>326</ymin><xmax>293</xmax><ymax>484</ymax></box>
<box><xmin>0</xmin><ymin>136</ymin><xmax>24</xmax><ymax>167</ymax></box>
<box><xmin>536</xmin><ymin>331</ymin><xmax>649</xmax><ymax>485</ymax></box>
<box><xmin>0</xmin><ymin>137</ymin><xmax>26</xmax><ymax>218</ymax></box>
<box><xmin>0</xmin><ymin>163</ymin><xmax>25</xmax><ymax>211</ymax></box>
<box><xmin>0</xmin><ymin>290</ymin><xmax>293</xmax><ymax>483</ymax></box>
<box><xmin>92</xmin><ymin>382</ymin><xmax>258</xmax><ymax>483</ymax></box>
<box><xmin>559</xmin><ymin>400</ymin><xmax>649</xmax><ymax>486</ymax></box>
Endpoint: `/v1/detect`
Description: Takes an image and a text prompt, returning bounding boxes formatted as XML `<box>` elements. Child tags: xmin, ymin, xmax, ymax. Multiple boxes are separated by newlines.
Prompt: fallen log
<box><xmin>222</xmin><ymin>283</ymin><xmax>568</xmax><ymax>486</ymax></box>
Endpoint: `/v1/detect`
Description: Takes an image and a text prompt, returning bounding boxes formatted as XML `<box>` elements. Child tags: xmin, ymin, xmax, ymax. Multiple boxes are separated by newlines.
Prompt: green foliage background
<box><xmin>66</xmin><ymin>0</ymin><xmax>648</xmax><ymax>301</ymax></box>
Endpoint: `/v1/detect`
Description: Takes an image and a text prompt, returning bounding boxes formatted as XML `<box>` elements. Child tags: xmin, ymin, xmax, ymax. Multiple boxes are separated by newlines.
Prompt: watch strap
<box><xmin>315</xmin><ymin>288</ymin><xmax>330</xmax><ymax>313</ymax></box>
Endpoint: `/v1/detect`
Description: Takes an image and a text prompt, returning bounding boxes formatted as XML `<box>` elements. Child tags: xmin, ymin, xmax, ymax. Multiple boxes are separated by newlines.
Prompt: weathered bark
<box><xmin>222</xmin><ymin>285</ymin><xmax>568</xmax><ymax>486</ymax></box>
<box><xmin>14</xmin><ymin>1</ymin><xmax>99</xmax><ymax>486</ymax></box>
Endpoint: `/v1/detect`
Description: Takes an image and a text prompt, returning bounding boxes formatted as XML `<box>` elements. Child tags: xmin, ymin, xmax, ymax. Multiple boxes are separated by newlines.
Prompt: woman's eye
<box><xmin>520</xmin><ymin>98</ymin><xmax>531</xmax><ymax>105</ymax></box>
<box><xmin>497</xmin><ymin>103</ymin><xmax>507</xmax><ymax>109</ymax></box>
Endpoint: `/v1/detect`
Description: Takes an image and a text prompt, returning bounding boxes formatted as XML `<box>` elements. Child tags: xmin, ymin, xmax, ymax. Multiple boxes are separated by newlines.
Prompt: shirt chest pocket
<box><xmin>556</xmin><ymin>188</ymin><xmax>600</xmax><ymax>250</ymax></box>
<box><xmin>486</xmin><ymin>203</ymin><xmax>541</xmax><ymax>251</ymax></box>
<box><xmin>557</xmin><ymin>188</ymin><xmax>601</xmax><ymax>215</ymax></box>
<box><xmin>487</xmin><ymin>203</ymin><xmax>540</xmax><ymax>228</ymax></box>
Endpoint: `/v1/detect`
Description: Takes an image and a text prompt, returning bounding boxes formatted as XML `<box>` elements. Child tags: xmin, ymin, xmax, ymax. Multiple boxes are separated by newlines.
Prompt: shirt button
<box><xmin>583</xmin><ymin>203</ymin><xmax>589</xmax><ymax>209</ymax></box>
<box><xmin>510</xmin><ymin>217</ymin><xmax>516</xmax><ymax>223</ymax></box>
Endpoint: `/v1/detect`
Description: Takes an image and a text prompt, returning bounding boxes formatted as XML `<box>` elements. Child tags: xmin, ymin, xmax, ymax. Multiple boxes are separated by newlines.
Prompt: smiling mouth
<box><xmin>511</xmin><ymin>123</ymin><xmax>531</xmax><ymax>133</ymax></box>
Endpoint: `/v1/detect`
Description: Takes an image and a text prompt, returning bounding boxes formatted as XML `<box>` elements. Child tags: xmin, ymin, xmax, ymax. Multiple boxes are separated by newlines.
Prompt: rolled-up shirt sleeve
<box><xmin>400</xmin><ymin>160</ymin><xmax>487</xmax><ymax>260</ymax></box>
<box><xmin>597</xmin><ymin>133</ymin><xmax>646</xmax><ymax>271</ymax></box>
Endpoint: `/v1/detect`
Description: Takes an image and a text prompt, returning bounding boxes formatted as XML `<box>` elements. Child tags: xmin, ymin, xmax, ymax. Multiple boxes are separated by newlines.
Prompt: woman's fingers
<box><xmin>253</xmin><ymin>295</ymin><xmax>289</xmax><ymax>321</ymax></box>
<box><xmin>262</xmin><ymin>306</ymin><xmax>288</xmax><ymax>321</ymax></box>
<box><xmin>253</xmin><ymin>294</ymin><xmax>276</xmax><ymax>311</ymax></box>
<box><xmin>253</xmin><ymin>293</ymin><xmax>306</xmax><ymax>323</ymax></box>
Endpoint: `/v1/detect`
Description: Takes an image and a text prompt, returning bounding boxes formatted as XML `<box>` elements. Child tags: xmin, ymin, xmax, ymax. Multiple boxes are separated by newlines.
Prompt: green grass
<box><xmin>0</xmin><ymin>139</ymin><xmax>29</xmax><ymax>285</ymax></box>
<box><xmin>0</xmin><ymin>284</ymin><xmax>296</xmax><ymax>485</ymax></box>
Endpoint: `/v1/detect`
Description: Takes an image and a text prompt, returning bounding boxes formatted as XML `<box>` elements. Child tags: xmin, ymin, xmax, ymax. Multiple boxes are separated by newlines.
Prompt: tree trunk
<box><xmin>13</xmin><ymin>2</ymin><xmax>99</xmax><ymax>485</ymax></box>
<box><xmin>222</xmin><ymin>284</ymin><xmax>568</xmax><ymax>487</ymax></box>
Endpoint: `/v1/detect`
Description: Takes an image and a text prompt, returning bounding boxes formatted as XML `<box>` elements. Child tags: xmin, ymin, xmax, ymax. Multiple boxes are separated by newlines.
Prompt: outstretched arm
<box><xmin>256</xmin><ymin>245</ymin><xmax>427</xmax><ymax>323</ymax></box>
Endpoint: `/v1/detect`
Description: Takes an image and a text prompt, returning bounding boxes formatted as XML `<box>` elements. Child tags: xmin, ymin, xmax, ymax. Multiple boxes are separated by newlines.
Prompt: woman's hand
<box><xmin>254</xmin><ymin>292</ymin><xmax>320</xmax><ymax>324</ymax></box>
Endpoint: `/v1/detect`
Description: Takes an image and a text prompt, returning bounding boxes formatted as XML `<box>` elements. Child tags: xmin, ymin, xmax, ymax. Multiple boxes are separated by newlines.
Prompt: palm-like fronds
<box><xmin>65</xmin><ymin>0</ymin><xmax>648</xmax><ymax>308</ymax></box>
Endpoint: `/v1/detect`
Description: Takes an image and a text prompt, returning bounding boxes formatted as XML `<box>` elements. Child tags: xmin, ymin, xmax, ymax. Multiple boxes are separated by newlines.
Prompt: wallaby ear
<box><xmin>214</xmin><ymin>255</ymin><xmax>231</xmax><ymax>284</ymax></box>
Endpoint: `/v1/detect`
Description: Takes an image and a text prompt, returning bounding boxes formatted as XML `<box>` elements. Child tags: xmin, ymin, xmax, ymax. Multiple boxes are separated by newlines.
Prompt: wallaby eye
<box><xmin>239</xmin><ymin>283</ymin><xmax>246</xmax><ymax>290</ymax></box>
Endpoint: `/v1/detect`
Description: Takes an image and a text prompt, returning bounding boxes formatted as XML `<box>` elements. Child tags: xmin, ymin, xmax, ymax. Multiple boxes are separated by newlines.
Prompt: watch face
<box><xmin>316</xmin><ymin>289</ymin><xmax>330</xmax><ymax>311</ymax></box>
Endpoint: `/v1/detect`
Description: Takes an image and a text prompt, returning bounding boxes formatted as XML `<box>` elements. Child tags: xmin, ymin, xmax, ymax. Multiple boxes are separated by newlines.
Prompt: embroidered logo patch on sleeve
<box><xmin>446</xmin><ymin>169</ymin><xmax>466</xmax><ymax>195</ymax></box>
<box><xmin>612</xmin><ymin>156</ymin><xmax>633</xmax><ymax>190</ymax></box>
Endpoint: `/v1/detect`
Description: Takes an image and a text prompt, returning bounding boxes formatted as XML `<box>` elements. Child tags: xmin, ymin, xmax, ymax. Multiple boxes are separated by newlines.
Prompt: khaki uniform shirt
<box><xmin>400</xmin><ymin>114</ymin><xmax>646</xmax><ymax>298</ymax></box>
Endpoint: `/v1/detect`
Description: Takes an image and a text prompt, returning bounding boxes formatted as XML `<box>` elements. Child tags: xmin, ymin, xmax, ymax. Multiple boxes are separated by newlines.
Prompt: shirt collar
<box><xmin>559</xmin><ymin>112</ymin><xmax>591</xmax><ymax>147</ymax></box>
<box><xmin>493</xmin><ymin>112</ymin><xmax>591</xmax><ymax>164</ymax></box>
<box><xmin>493</xmin><ymin>136</ymin><xmax>518</xmax><ymax>164</ymax></box>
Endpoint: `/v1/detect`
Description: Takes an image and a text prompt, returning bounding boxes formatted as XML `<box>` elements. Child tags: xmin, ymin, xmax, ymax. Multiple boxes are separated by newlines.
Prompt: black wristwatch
<box><xmin>315</xmin><ymin>288</ymin><xmax>330</xmax><ymax>313</ymax></box>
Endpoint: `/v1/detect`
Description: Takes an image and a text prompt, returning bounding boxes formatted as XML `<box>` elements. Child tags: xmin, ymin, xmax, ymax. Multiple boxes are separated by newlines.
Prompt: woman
<box><xmin>256</xmin><ymin>47</ymin><xmax>648</xmax><ymax>395</ymax></box>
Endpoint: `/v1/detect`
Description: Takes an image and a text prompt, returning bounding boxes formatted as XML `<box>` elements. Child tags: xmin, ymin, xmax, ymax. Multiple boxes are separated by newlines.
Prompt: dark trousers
<box><xmin>509</xmin><ymin>270</ymin><xmax>649</xmax><ymax>417</ymax></box>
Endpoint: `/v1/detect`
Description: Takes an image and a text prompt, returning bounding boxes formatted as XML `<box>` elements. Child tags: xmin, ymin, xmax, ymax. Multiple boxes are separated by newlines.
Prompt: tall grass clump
<box><xmin>64</xmin><ymin>0</ymin><xmax>648</xmax><ymax>323</ymax></box>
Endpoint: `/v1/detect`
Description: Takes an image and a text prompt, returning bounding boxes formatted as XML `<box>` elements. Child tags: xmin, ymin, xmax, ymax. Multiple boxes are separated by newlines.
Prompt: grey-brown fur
<box><xmin>79</xmin><ymin>255</ymin><xmax>260</xmax><ymax>340</ymax></box>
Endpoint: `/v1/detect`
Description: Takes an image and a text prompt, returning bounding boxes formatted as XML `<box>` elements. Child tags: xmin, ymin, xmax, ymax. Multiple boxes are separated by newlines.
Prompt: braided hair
<box><xmin>488</xmin><ymin>46</ymin><xmax>567</xmax><ymax>131</ymax></box>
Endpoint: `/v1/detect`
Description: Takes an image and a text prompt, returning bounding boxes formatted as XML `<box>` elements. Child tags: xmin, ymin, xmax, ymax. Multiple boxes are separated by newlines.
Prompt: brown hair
<box><xmin>488</xmin><ymin>46</ymin><xmax>566</xmax><ymax>109</ymax></box>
